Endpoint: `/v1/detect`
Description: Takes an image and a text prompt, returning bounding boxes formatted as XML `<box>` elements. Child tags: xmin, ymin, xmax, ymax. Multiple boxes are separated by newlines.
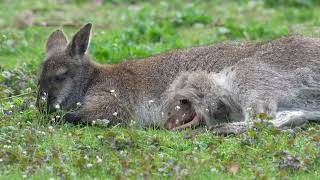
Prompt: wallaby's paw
<box><xmin>64</xmin><ymin>112</ymin><xmax>81</xmax><ymax>124</ymax></box>
<box><xmin>211</xmin><ymin>122</ymin><xmax>248</xmax><ymax>135</ymax></box>
<box><xmin>273</xmin><ymin>111</ymin><xmax>307</xmax><ymax>128</ymax></box>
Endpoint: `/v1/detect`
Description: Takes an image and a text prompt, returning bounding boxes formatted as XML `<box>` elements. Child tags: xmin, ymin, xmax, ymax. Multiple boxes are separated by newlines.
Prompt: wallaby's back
<box><xmin>115</xmin><ymin>36</ymin><xmax>320</xmax><ymax>102</ymax></box>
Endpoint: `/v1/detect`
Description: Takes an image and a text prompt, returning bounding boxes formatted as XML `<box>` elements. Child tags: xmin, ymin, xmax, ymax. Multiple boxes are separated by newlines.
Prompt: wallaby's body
<box><xmin>163</xmin><ymin>60</ymin><xmax>320</xmax><ymax>133</ymax></box>
<box><xmin>37</xmin><ymin>24</ymin><xmax>320</xmax><ymax>128</ymax></box>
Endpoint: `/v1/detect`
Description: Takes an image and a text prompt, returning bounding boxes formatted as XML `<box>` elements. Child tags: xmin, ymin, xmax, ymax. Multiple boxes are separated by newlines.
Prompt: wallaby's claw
<box><xmin>64</xmin><ymin>112</ymin><xmax>81</xmax><ymax>124</ymax></box>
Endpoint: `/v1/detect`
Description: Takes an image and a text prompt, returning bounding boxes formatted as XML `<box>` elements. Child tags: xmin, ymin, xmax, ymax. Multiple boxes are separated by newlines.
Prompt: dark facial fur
<box><xmin>37</xmin><ymin>24</ymin><xmax>94</xmax><ymax>113</ymax></box>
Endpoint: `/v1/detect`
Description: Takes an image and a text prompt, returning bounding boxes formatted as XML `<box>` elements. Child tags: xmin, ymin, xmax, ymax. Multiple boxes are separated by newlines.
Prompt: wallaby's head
<box><xmin>36</xmin><ymin>23</ymin><xmax>93</xmax><ymax>113</ymax></box>
<box><xmin>162</xmin><ymin>71</ymin><xmax>225</xmax><ymax>129</ymax></box>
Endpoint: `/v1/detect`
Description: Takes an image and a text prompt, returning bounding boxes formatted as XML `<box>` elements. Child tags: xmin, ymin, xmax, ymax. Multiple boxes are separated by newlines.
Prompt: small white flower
<box><xmin>205</xmin><ymin>108</ymin><xmax>209</xmax><ymax>112</ymax></box>
<box><xmin>96</xmin><ymin>156</ymin><xmax>102</xmax><ymax>163</ymax></box>
<box><xmin>86</xmin><ymin>163</ymin><xmax>93</xmax><ymax>168</ymax></box>
<box><xmin>148</xmin><ymin>99</ymin><xmax>155</xmax><ymax>103</ymax></box>
<box><xmin>112</xmin><ymin>112</ymin><xmax>118</xmax><ymax>116</ymax></box>
<box><xmin>130</xmin><ymin>120</ymin><xmax>136</xmax><ymax>126</ymax></box>
<box><xmin>210</xmin><ymin>167</ymin><xmax>218</xmax><ymax>172</ymax></box>
<box><xmin>175</xmin><ymin>105</ymin><xmax>181</xmax><ymax>111</ymax></box>
<box><xmin>76</xmin><ymin>102</ymin><xmax>82</xmax><ymax>107</ymax></box>
<box><xmin>26</xmin><ymin>88</ymin><xmax>32</xmax><ymax>93</ymax></box>
<box><xmin>110</xmin><ymin>89</ymin><xmax>117</xmax><ymax>97</ymax></box>
<box><xmin>49</xmin><ymin>178</ymin><xmax>55</xmax><ymax>180</ymax></box>
<box><xmin>84</xmin><ymin>155</ymin><xmax>89</xmax><ymax>160</ymax></box>
<box><xmin>54</xmin><ymin>104</ymin><xmax>60</xmax><ymax>110</ymax></box>
<box><xmin>0</xmin><ymin>158</ymin><xmax>3</xmax><ymax>162</ymax></box>
<box><xmin>92</xmin><ymin>120</ymin><xmax>96</xmax><ymax>125</ymax></box>
<box><xmin>41</xmin><ymin>96</ymin><xmax>47</xmax><ymax>101</ymax></box>
<box><xmin>97</xmin><ymin>135</ymin><xmax>103</xmax><ymax>139</ymax></box>
<box><xmin>175</xmin><ymin>119</ymin><xmax>180</xmax><ymax>124</ymax></box>
<box><xmin>3</xmin><ymin>145</ymin><xmax>12</xmax><ymax>149</ymax></box>
<box><xmin>22</xmin><ymin>174</ymin><xmax>27</xmax><ymax>178</ymax></box>
<box><xmin>98</xmin><ymin>119</ymin><xmax>110</xmax><ymax>126</ymax></box>
<box><xmin>55</xmin><ymin>115</ymin><xmax>60</xmax><ymax>119</ymax></box>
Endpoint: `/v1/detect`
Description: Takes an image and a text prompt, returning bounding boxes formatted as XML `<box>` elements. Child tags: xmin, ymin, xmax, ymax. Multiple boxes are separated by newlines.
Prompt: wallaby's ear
<box><xmin>67</xmin><ymin>23</ymin><xmax>92</xmax><ymax>57</ymax></box>
<box><xmin>46</xmin><ymin>30</ymin><xmax>68</xmax><ymax>54</ymax></box>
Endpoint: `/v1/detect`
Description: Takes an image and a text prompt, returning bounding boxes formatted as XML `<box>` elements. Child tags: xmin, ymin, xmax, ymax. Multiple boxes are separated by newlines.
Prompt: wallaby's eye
<box><xmin>55</xmin><ymin>75</ymin><xmax>66</xmax><ymax>82</ymax></box>
<box><xmin>54</xmin><ymin>72</ymin><xmax>68</xmax><ymax>82</ymax></box>
<box><xmin>54</xmin><ymin>69</ymin><xmax>68</xmax><ymax>82</ymax></box>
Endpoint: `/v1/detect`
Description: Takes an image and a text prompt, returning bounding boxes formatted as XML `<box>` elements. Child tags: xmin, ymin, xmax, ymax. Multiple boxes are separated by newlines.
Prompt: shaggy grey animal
<box><xmin>38</xmin><ymin>23</ymin><xmax>320</xmax><ymax>128</ymax></box>
<box><xmin>162</xmin><ymin>59</ymin><xmax>320</xmax><ymax>134</ymax></box>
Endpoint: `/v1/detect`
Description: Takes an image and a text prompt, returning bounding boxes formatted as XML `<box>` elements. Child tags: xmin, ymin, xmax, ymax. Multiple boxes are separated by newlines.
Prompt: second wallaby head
<box><xmin>36</xmin><ymin>24</ymin><xmax>94</xmax><ymax>112</ymax></box>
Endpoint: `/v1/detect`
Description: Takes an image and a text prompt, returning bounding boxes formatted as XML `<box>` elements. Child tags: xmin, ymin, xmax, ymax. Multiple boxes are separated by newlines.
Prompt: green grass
<box><xmin>0</xmin><ymin>0</ymin><xmax>320</xmax><ymax>179</ymax></box>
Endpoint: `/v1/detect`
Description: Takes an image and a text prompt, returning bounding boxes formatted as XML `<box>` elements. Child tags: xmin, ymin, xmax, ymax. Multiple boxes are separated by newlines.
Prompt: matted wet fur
<box><xmin>37</xmin><ymin>23</ymin><xmax>320</xmax><ymax>130</ymax></box>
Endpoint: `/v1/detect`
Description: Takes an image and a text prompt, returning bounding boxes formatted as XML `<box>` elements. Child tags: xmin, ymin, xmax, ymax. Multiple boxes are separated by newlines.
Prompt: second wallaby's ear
<box><xmin>46</xmin><ymin>30</ymin><xmax>68</xmax><ymax>54</ymax></box>
<box><xmin>67</xmin><ymin>23</ymin><xmax>92</xmax><ymax>57</ymax></box>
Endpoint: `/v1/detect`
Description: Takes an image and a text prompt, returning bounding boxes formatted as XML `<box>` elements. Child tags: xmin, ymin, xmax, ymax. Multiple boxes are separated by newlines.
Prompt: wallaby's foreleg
<box><xmin>244</xmin><ymin>99</ymin><xmax>277</xmax><ymax>123</ymax></box>
<box><xmin>64</xmin><ymin>93</ymin><xmax>132</xmax><ymax>125</ymax></box>
<box><xmin>210</xmin><ymin>121</ymin><xmax>248</xmax><ymax>135</ymax></box>
<box><xmin>64</xmin><ymin>111</ymin><xmax>82</xmax><ymax>124</ymax></box>
<box><xmin>273</xmin><ymin>110</ymin><xmax>320</xmax><ymax>128</ymax></box>
<box><xmin>63</xmin><ymin>107</ymin><xmax>98</xmax><ymax>125</ymax></box>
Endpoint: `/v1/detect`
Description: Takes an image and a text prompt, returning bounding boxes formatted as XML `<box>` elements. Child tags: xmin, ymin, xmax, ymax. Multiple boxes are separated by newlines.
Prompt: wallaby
<box><xmin>162</xmin><ymin>71</ymin><xmax>242</xmax><ymax>130</ymax></box>
<box><xmin>37</xmin><ymin>23</ymin><xmax>320</xmax><ymax>129</ymax></box>
<box><xmin>162</xmin><ymin>60</ymin><xmax>320</xmax><ymax>134</ymax></box>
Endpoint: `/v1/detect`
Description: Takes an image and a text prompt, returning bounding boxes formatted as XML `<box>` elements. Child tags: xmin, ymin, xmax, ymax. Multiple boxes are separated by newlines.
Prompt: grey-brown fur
<box><xmin>37</xmin><ymin>23</ymin><xmax>320</xmax><ymax>128</ymax></box>
<box><xmin>162</xmin><ymin>71</ymin><xmax>242</xmax><ymax>129</ymax></box>
<box><xmin>162</xmin><ymin>60</ymin><xmax>320</xmax><ymax>133</ymax></box>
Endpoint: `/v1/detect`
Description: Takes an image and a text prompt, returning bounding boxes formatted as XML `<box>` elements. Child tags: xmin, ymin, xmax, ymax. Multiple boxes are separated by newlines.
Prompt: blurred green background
<box><xmin>1</xmin><ymin>0</ymin><xmax>320</xmax><ymax>68</ymax></box>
